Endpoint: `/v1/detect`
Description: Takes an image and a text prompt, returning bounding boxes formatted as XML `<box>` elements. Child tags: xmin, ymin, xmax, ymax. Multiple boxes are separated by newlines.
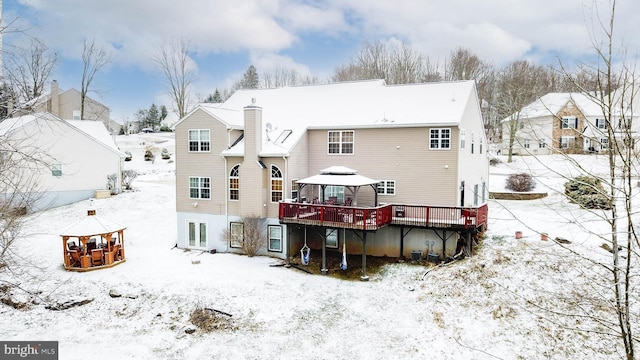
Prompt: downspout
<box><xmin>283</xmin><ymin>156</ymin><xmax>289</xmax><ymax>264</ymax></box>
<box><xmin>224</xmin><ymin>127</ymin><xmax>232</xmax><ymax>252</ymax></box>
<box><xmin>224</xmin><ymin>155</ymin><xmax>229</xmax><ymax>252</ymax></box>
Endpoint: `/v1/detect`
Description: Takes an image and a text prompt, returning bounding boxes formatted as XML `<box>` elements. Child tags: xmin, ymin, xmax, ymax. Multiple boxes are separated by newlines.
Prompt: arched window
<box><xmin>271</xmin><ymin>165</ymin><xmax>283</xmax><ymax>202</ymax></box>
<box><xmin>229</xmin><ymin>164</ymin><xmax>240</xmax><ymax>200</ymax></box>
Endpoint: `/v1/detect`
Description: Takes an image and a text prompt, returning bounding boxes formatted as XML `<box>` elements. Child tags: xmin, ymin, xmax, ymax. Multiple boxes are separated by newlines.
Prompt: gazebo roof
<box><xmin>297</xmin><ymin>166</ymin><xmax>379</xmax><ymax>187</ymax></box>
<box><xmin>60</xmin><ymin>210</ymin><xmax>127</xmax><ymax>237</ymax></box>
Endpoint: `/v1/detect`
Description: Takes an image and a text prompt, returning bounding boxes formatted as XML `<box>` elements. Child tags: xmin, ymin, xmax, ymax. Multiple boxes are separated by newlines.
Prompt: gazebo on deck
<box><xmin>289</xmin><ymin>166</ymin><xmax>381</xmax><ymax>280</ymax></box>
<box><xmin>59</xmin><ymin>209</ymin><xmax>127</xmax><ymax>272</ymax></box>
<box><xmin>296</xmin><ymin>166</ymin><xmax>379</xmax><ymax>207</ymax></box>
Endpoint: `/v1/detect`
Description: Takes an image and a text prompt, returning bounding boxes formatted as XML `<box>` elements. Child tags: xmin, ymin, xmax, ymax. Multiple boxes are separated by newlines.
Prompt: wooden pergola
<box><xmin>59</xmin><ymin>209</ymin><xmax>127</xmax><ymax>272</ymax></box>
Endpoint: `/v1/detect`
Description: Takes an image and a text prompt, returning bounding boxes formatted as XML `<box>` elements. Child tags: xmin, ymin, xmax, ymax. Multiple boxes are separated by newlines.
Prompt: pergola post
<box><xmin>360</xmin><ymin>231</ymin><xmax>369</xmax><ymax>281</ymax></box>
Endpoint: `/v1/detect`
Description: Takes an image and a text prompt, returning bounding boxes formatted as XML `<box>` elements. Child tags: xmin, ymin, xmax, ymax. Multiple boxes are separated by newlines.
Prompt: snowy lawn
<box><xmin>0</xmin><ymin>137</ymin><xmax>633</xmax><ymax>359</ymax></box>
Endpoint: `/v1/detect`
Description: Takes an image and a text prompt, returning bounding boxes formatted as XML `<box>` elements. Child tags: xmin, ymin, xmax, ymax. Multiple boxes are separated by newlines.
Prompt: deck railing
<box><xmin>279</xmin><ymin>202</ymin><xmax>488</xmax><ymax>231</ymax></box>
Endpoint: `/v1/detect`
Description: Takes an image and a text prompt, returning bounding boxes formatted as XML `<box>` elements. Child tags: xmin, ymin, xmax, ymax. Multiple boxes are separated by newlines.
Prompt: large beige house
<box><xmin>174</xmin><ymin>80</ymin><xmax>489</xmax><ymax>276</ymax></box>
<box><xmin>14</xmin><ymin>80</ymin><xmax>121</xmax><ymax>134</ymax></box>
<box><xmin>501</xmin><ymin>93</ymin><xmax>610</xmax><ymax>155</ymax></box>
<box><xmin>0</xmin><ymin>112</ymin><xmax>126</xmax><ymax>212</ymax></box>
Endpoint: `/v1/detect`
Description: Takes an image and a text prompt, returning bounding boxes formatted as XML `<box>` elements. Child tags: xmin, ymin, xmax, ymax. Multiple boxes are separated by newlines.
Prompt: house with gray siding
<box><xmin>173</xmin><ymin>80</ymin><xmax>489</xmax><ymax>277</ymax></box>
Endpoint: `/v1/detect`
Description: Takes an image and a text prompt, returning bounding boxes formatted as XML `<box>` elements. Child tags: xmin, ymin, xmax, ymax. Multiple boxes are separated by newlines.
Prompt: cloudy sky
<box><xmin>5</xmin><ymin>0</ymin><xmax>639</xmax><ymax>123</ymax></box>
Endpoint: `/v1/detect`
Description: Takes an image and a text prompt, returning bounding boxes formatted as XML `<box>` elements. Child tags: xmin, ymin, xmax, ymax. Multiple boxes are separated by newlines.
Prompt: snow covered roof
<box><xmin>514</xmin><ymin>92</ymin><xmax>605</xmax><ymax>120</ymax></box>
<box><xmin>66</xmin><ymin>120</ymin><xmax>126</xmax><ymax>157</ymax></box>
<box><xmin>0</xmin><ymin>112</ymin><xmax>60</xmax><ymax>136</ymax></box>
<box><xmin>0</xmin><ymin>113</ymin><xmax>125</xmax><ymax>158</ymax></box>
<box><xmin>297</xmin><ymin>166</ymin><xmax>379</xmax><ymax>187</ymax></box>
<box><xmin>59</xmin><ymin>210</ymin><xmax>127</xmax><ymax>237</ymax></box>
<box><xmin>211</xmin><ymin>80</ymin><xmax>477</xmax><ymax>157</ymax></box>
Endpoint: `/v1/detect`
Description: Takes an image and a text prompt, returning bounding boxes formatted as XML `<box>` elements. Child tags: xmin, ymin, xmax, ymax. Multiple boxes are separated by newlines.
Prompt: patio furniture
<box><xmin>91</xmin><ymin>249</ymin><xmax>104</xmax><ymax>266</ymax></box>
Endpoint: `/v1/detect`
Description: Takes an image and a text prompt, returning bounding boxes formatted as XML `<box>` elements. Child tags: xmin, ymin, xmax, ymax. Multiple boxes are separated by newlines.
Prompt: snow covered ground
<box><xmin>0</xmin><ymin>134</ymin><xmax>632</xmax><ymax>359</ymax></box>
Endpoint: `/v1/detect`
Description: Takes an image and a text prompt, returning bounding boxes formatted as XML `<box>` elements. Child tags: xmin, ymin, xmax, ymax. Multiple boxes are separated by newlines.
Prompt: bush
<box><xmin>564</xmin><ymin>175</ymin><xmax>612</xmax><ymax>209</ymax></box>
<box><xmin>505</xmin><ymin>173</ymin><xmax>536</xmax><ymax>192</ymax></box>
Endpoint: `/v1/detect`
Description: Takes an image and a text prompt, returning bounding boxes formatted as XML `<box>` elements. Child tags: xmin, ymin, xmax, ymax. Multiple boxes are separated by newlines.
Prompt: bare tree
<box><xmin>572</xmin><ymin>2</ymin><xmax>638</xmax><ymax>357</ymax></box>
<box><xmin>445</xmin><ymin>48</ymin><xmax>497</xmax><ymax>133</ymax></box>
<box><xmin>4</xmin><ymin>38</ymin><xmax>57</xmax><ymax>105</ymax></box>
<box><xmin>154</xmin><ymin>38</ymin><xmax>197</xmax><ymax>119</ymax></box>
<box><xmin>80</xmin><ymin>38</ymin><xmax>110</xmax><ymax>120</ymax></box>
<box><xmin>331</xmin><ymin>40</ymin><xmax>435</xmax><ymax>85</ymax></box>
<box><xmin>495</xmin><ymin>60</ymin><xmax>549</xmax><ymax>162</ymax></box>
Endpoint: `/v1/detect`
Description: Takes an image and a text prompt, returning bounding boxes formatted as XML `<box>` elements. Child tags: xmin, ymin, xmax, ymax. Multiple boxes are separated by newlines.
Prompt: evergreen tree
<box><xmin>148</xmin><ymin>103</ymin><xmax>160</xmax><ymax>128</ymax></box>
<box><xmin>212</xmin><ymin>89</ymin><xmax>223</xmax><ymax>102</ymax></box>
<box><xmin>160</xmin><ymin>105</ymin><xmax>168</xmax><ymax>121</ymax></box>
<box><xmin>241</xmin><ymin>65</ymin><xmax>259</xmax><ymax>89</ymax></box>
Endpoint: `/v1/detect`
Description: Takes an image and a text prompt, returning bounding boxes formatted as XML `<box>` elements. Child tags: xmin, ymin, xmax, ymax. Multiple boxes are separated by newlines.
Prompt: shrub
<box><xmin>220</xmin><ymin>216</ymin><xmax>266</xmax><ymax>257</ymax></box>
<box><xmin>564</xmin><ymin>175</ymin><xmax>612</xmax><ymax>209</ymax></box>
<box><xmin>505</xmin><ymin>173</ymin><xmax>536</xmax><ymax>192</ymax></box>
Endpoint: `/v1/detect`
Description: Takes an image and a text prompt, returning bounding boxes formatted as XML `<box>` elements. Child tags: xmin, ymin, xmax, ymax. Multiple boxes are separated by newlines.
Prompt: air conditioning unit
<box><xmin>411</xmin><ymin>250</ymin><xmax>422</xmax><ymax>261</ymax></box>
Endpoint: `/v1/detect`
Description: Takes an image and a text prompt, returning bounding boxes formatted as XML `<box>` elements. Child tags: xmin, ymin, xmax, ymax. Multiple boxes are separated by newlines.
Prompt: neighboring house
<box><xmin>501</xmin><ymin>92</ymin><xmax>610</xmax><ymax>155</ymax></box>
<box><xmin>13</xmin><ymin>80</ymin><xmax>121</xmax><ymax>134</ymax></box>
<box><xmin>0</xmin><ymin>112</ymin><xmax>125</xmax><ymax>212</ymax></box>
<box><xmin>173</xmin><ymin>80</ymin><xmax>489</xmax><ymax>275</ymax></box>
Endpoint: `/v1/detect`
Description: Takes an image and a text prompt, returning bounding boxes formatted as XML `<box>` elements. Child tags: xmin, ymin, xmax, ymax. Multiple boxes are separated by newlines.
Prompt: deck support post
<box><xmin>321</xmin><ymin>230</ymin><xmax>328</xmax><ymax>275</ymax></box>
<box><xmin>442</xmin><ymin>230</ymin><xmax>447</xmax><ymax>262</ymax></box>
<box><xmin>360</xmin><ymin>232</ymin><xmax>369</xmax><ymax>281</ymax></box>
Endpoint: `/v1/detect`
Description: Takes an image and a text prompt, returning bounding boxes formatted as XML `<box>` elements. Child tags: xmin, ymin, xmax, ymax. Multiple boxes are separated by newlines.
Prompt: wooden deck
<box><xmin>279</xmin><ymin>203</ymin><xmax>488</xmax><ymax>231</ymax></box>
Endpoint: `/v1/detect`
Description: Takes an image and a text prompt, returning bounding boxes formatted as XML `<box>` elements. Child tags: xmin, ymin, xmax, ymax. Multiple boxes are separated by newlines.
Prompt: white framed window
<box><xmin>523</xmin><ymin>139</ymin><xmax>530</xmax><ymax>149</ymax></box>
<box><xmin>51</xmin><ymin>163</ymin><xmax>62</xmax><ymax>177</ymax></box>
<box><xmin>188</xmin><ymin>129</ymin><xmax>211</xmax><ymax>152</ymax></box>
<box><xmin>230</xmin><ymin>222</ymin><xmax>243</xmax><ymax>248</ymax></box>
<box><xmin>271</xmin><ymin>165</ymin><xmax>283</xmax><ymax>202</ymax></box>
<box><xmin>561</xmin><ymin>136</ymin><xmax>576</xmax><ymax>148</ymax></box>
<box><xmin>430</xmin><ymin>128</ymin><xmax>451</xmax><ymax>149</ymax></box>
<box><xmin>473</xmin><ymin>184</ymin><xmax>479</xmax><ymax>206</ymax></box>
<box><xmin>539</xmin><ymin>139</ymin><xmax>546</xmax><ymax>148</ymax></box>
<box><xmin>328</xmin><ymin>130</ymin><xmax>354</xmax><ymax>154</ymax></box>
<box><xmin>229</xmin><ymin>164</ymin><xmax>240</xmax><ymax>200</ymax></box>
<box><xmin>187</xmin><ymin>221</ymin><xmax>207</xmax><ymax>248</ymax></box>
<box><xmin>268</xmin><ymin>225</ymin><xmax>282</xmax><ymax>252</ymax></box>
<box><xmin>377</xmin><ymin>180</ymin><xmax>396</xmax><ymax>195</ymax></box>
<box><xmin>326</xmin><ymin>228</ymin><xmax>338</xmax><ymax>249</ymax></box>
<box><xmin>189</xmin><ymin>176</ymin><xmax>210</xmax><ymax>199</ymax></box>
<box><xmin>471</xmin><ymin>132</ymin><xmax>475</xmax><ymax>154</ymax></box>
<box><xmin>596</xmin><ymin>118</ymin><xmax>607</xmax><ymax>129</ymax></box>
<box><xmin>600</xmin><ymin>138</ymin><xmax>609</xmax><ymax>149</ymax></box>
<box><xmin>291</xmin><ymin>180</ymin><xmax>298</xmax><ymax>200</ymax></box>
<box><xmin>73</xmin><ymin>110</ymin><xmax>81</xmax><ymax>120</ymax></box>
<box><xmin>459</xmin><ymin>129</ymin><xmax>466</xmax><ymax>149</ymax></box>
<box><xmin>561</xmin><ymin>116</ymin><xmax>578</xmax><ymax>129</ymax></box>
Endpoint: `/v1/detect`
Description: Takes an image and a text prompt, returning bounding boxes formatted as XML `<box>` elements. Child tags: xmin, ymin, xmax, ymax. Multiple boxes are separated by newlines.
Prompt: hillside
<box><xmin>0</xmin><ymin>135</ymin><xmax>631</xmax><ymax>359</ymax></box>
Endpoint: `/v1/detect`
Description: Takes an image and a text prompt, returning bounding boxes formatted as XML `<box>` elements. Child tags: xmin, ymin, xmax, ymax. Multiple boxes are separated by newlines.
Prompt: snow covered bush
<box><xmin>505</xmin><ymin>172</ymin><xmax>535</xmax><ymax>192</ymax></box>
<box><xmin>564</xmin><ymin>175</ymin><xmax>612</xmax><ymax>210</ymax></box>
